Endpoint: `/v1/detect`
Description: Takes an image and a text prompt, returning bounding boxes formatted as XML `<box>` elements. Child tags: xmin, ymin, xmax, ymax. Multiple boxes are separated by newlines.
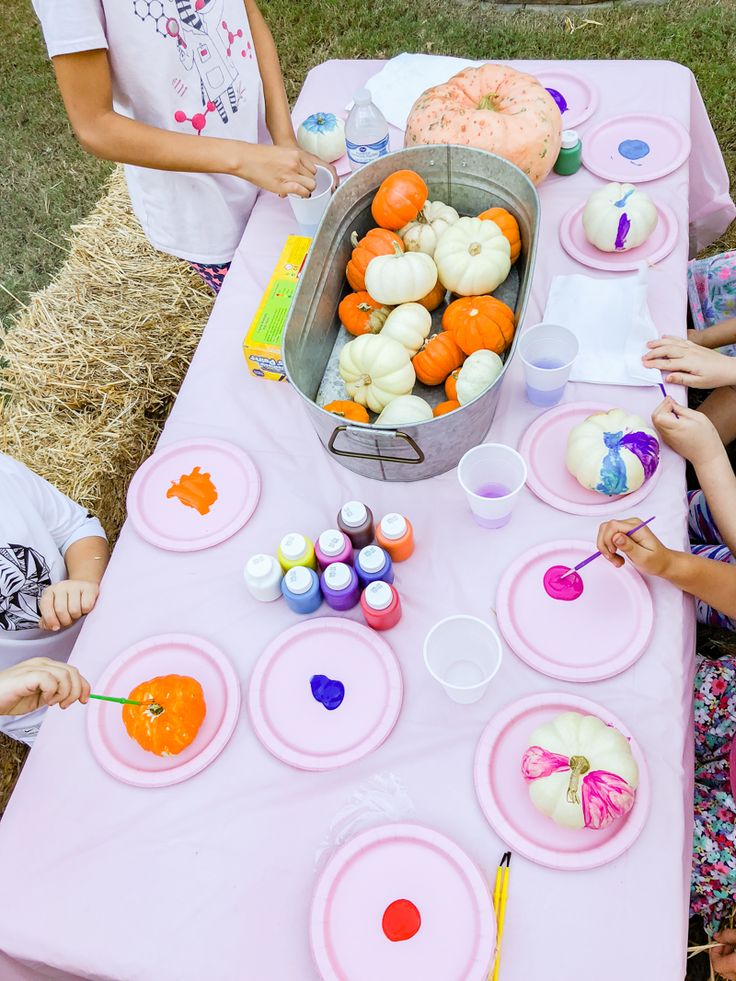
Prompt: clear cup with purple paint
<box><xmin>457</xmin><ymin>443</ymin><xmax>527</xmax><ymax>529</ymax></box>
<box><xmin>519</xmin><ymin>323</ymin><xmax>579</xmax><ymax>407</ymax></box>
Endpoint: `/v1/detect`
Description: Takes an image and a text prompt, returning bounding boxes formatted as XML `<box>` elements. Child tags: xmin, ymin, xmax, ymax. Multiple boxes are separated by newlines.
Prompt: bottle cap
<box><xmin>285</xmin><ymin>566</ymin><xmax>312</xmax><ymax>595</ymax></box>
<box><xmin>379</xmin><ymin>513</ymin><xmax>407</xmax><ymax>541</ymax></box>
<box><xmin>246</xmin><ymin>554</ymin><xmax>275</xmax><ymax>581</ymax></box>
<box><xmin>324</xmin><ymin>562</ymin><xmax>351</xmax><ymax>591</ymax></box>
<box><xmin>280</xmin><ymin>533</ymin><xmax>307</xmax><ymax>560</ymax></box>
<box><xmin>560</xmin><ymin>130</ymin><xmax>580</xmax><ymax>150</ymax></box>
<box><xmin>364</xmin><ymin>581</ymin><xmax>393</xmax><ymax>611</ymax></box>
<box><xmin>319</xmin><ymin>529</ymin><xmax>346</xmax><ymax>557</ymax></box>
<box><xmin>341</xmin><ymin>501</ymin><xmax>368</xmax><ymax>528</ymax></box>
<box><xmin>354</xmin><ymin>88</ymin><xmax>372</xmax><ymax>106</ymax></box>
<box><xmin>359</xmin><ymin>545</ymin><xmax>386</xmax><ymax>573</ymax></box>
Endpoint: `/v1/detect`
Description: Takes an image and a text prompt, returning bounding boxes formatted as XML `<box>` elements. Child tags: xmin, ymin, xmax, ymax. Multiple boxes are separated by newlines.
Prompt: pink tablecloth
<box><xmin>0</xmin><ymin>59</ymin><xmax>733</xmax><ymax>981</ymax></box>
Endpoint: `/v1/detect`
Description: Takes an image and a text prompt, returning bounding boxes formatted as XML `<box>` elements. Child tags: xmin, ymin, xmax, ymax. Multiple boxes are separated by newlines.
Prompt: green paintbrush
<box><xmin>89</xmin><ymin>693</ymin><xmax>163</xmax><ymax>714</ymax></box>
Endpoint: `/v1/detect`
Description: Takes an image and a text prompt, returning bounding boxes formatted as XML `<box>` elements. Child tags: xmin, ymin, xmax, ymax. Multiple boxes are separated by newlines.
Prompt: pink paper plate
<box><xmin>127</xmin><ymin>437</ymin><xmax>260</xmax><ymax>551</ymax></box>
<box><xmin>582</xmin><ymin>113</ymin><xmax>691</xmax><ymax>183</ymax></box>
<box><xmin>518</xmin><ymin>401</ymin><xmax>661</xmax><ymax>516</ymax></box>
<box><xmin>87</xmin><ymin>633</ymin><xmax>241</xmax><ymax>788</ymax></box>
<box><xmin>496</xmin><ymin>539</ymin><xmax>653</xmax><ymax>682</ymax></box>
<box><xmin>310</xmin><ymin>822</ymin><xmax>495</xmax><ymax>981</ymax></box>
<box><xmin>535</xmin><ymin>69</ymin><xmax>598</xmax><ymax>130</ymax></box>
<box><xmin>474</xmin><ymin>693</ymin><xmax>650</xmax><ymax>871</ymax></box>
<box><xmin>248</xmin><ymin>617</ymin><xmax>403</xmax><ymax>771</ymax></box>
<box><xmin>559</xmin><ymin>199</ymin><xmax>678</xmax><ymax>272</ymax></box>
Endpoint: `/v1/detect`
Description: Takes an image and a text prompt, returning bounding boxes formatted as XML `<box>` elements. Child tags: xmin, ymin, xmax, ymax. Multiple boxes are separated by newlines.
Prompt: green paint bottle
<box><xmin>553</xmin><ymin>130</ymin><xmax>582</xmax><ymax>176</ymax></box>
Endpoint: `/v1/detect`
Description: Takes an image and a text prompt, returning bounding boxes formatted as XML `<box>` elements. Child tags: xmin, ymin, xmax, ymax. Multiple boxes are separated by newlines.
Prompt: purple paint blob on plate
<box><xmin>546</xmin><ymin>87</ymin><xmax>568</xmax><ymax>114</ymax></box>
<box><xmin>618</xmin><ymin>139</ymin><xmax>650</xmax><ymax>162</ymax></box>
<box><xmin>614</xmin><ymin>212</ymin><xmax>631</xmax><ymax>250</ymax></box>
<box><xmin>310</xmin><ymin>674</ymin><xmax>345</xmax><ymax>711</ymax></box>
<box><xmin>619</xmin><ymin>431</ymin><xmax>660</xmax><ymax>480</ymax></box>
<box><xmin>543</xmin><ymin>565</ymin><xmax>584</xmax><ymax>602</ymax></box>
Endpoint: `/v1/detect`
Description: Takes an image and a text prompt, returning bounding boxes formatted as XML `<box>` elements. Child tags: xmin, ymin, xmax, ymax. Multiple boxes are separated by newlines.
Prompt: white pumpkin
<box><xmin>456</xmin><ymin>350</ymin><xmax>503</xmax><ymax>405</ymax></box>
<box><xmin>338</xmin><ymin>334</ymin><xmax>415</xmax><ymax>414</ymax></box>
<box><xmin>399</xmin><ymin>200</ymin><xmax>460</xmax><ymax>257</ymax></box>
<box><xmin>376</xmin><ymin>395</ymin><xmax>433</xmax><ymax>426</ymax></box>
<box><xmin>434</xmin><ymin>216</ymin><xmax>511</xmax><ymax>296</ymax></box>
<box><xmin>521</xmin><ymin>712</ymin><xmax>639</xmax><ymax>831</ymax></box>
<box><xmin>364</xmin><ymin>246</ymin><xmax>438</xmax><ymax>305</ymax></box>
<box><xmin>582</xmin><ymin>183</ymin><xmax>658</xmax><ymax>253</ymax></box>
<box><xmin>380</xmin><ymin>303</ymin><xmax>432</xmax><ymax>355</ymax></box>
<box><xmin>566</xmin><ymin>408</ymin><xmax>660</xmax><ymax>497</ymax></box>
<box><xmin>296</xmin><ymin>112</ymin><xmax>346</xmax><ymax>163</ymax></box>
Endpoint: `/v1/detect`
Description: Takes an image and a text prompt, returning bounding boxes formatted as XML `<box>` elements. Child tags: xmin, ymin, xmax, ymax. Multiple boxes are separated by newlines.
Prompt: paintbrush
<box><xmin>559</xmin><ymin>516</ymin><xmax>656</xmax><ymax>580</ymax></box>
<box><xmin>89</xmin><ymin>694</ymin><xmax>163</xmax><ymax>715</ymax></box>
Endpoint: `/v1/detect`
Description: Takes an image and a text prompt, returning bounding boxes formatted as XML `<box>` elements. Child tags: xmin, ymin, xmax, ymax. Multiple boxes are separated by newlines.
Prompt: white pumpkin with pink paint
<box><xmin>582</xmin><ymin>183</ymin><xmax>658</xmax><ymax>253</ymax></box>
<box><xmin>521</xmin><ymin>711</ymin><xmax>639</xmax><ymax>831</ymax></box>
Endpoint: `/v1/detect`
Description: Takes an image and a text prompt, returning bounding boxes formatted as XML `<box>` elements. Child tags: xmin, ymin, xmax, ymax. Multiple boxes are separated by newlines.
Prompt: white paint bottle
<box><xmin>244</xmin><ymin>554</ymin><xmax>284</xmax><ymax>603</ymax></box>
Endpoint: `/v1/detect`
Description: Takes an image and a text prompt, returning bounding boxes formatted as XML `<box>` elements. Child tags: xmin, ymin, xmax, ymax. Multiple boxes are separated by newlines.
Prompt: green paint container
<box><xmin>553</xmin><ymin>130</ymin><xmax>582</xmax><ymax>176</ymax></box>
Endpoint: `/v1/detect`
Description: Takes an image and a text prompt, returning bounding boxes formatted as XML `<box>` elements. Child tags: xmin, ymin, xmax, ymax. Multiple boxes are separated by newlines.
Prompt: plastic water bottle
<box><xmin>345</xmin><ymin>89</ymin><xmax>389</xmax><ymax>172</ymax></box>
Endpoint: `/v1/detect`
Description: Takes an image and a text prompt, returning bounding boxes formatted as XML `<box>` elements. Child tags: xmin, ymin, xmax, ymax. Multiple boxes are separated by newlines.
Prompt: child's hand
<box><xmin>38</xmin><ymin>580</ymin><xmax>100</xmax><ymax>631</ymax></box>
<box><xmin>233</xmin><ymin>144</ymin><xmax>335</xmax><ymax>198</ymax></box>
<box><xmin>712</xmin><ymin>930</ymin><xmax>736</xmax><ymax>980</ymax></box>
<box><xmin>596</xmin><ymin>518</ymin><xmax>672</xmax><ymax>577</ymax></box>
<box><xmin>0</xmin><ymin>658</ymin><xmax>90</xmax><ymax>715</ymax></box>
<box><xmin>643</xmin><ymin>335</ymin><xmax>736</xmax><ymax>388</ymax></box>
<box><xmin>651</xmin><ymin>397</ymin><xmax>724</xmax><ymax>469</ymax></box>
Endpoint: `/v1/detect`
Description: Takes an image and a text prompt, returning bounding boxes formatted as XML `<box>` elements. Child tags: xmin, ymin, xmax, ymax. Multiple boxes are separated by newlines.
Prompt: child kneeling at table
<box><xmin>0</xmin><ymin>453</ymin><xmax>109</xmax><ymax>744</ymax></box>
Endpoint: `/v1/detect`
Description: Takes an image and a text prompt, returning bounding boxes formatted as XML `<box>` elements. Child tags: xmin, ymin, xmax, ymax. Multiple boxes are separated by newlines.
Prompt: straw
<box><xmin>559</xmin><ymin>516</ymin><xmax>656</xmax><ymax>580</ymax></box>
<box><xmin>490</xmin><ymin>852</ymin><xmax>511</xmax><ymax>981</ymax></box>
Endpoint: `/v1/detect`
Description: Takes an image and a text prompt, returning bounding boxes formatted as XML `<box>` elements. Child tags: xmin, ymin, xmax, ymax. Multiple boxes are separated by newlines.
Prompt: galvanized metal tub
<box><xmin>284</xmin><ymin>145</ymin><xmax>540</xmax><ymax>481</ymax></box>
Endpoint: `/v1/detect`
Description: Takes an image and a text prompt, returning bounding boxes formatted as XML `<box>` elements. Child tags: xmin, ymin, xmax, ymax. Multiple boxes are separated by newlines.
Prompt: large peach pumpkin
<box><xmin>404</xmin><ymin>64</ymin><xmax>562</xmax><ymax>186</ymax></box>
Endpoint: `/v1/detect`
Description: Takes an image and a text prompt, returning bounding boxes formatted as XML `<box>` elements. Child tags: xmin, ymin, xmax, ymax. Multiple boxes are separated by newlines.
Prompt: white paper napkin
<box><xmin>542</xmin><ymin>266</ymin><xmax>662</xmax><ymax>387</ymax></box>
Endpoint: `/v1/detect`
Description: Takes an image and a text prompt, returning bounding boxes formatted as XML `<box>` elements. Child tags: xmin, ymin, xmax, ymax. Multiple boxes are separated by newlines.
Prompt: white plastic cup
<box><xmin>423</xmin><ymin>616</ymin><xmax>503</xmax><ymax>704</ymax></box>
<box><xmin>288</xmin><ymin>165</ymin><xmax>334</xmax><ymax>237</ymax></box>
<box><xmin>519</xmin><ymin>323</ymin><xmax>579</xmax><ymax>407</ymax></box>
<box><xmin>457</xmin><ymin>443</ymin><xmax>527</xmax><ymax>529</ymax></box>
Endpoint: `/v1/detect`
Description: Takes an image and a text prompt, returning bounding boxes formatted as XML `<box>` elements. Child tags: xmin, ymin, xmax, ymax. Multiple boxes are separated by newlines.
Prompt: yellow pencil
<box><xmin>490</xmin><ymin>853</ymin><xmax>511</xmax><ymax>981</ymax></box>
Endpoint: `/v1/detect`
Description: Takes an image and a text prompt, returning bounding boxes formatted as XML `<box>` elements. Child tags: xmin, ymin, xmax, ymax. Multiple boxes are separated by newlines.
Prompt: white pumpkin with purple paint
<box><xmin>582</xmin><ymin>183</ymin><xmax>658</xmax><ymax>253</ymax></box>
<box><xmin>521</xmin><ymin>711</ymin><xmax>639</xmax><ymax>831</ymax></box>
<box><xmin>566</xmin><ymin>408</ymin><xmax>659</xmax><ymax>497</ymax></box>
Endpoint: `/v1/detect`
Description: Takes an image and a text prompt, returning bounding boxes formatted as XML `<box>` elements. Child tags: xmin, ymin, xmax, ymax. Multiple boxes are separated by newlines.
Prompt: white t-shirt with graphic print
<box><xmin>32</xmin><ymin>0</ymin><xmax>265</xmax><ymax>264</ymax></box>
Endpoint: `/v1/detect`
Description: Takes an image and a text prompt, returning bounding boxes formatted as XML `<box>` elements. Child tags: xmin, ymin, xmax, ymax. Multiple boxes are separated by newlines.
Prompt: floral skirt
<box><xmin>688</xmin><ymin>250</ymin><xmax>736</xmax><ymax>355</ymax></box>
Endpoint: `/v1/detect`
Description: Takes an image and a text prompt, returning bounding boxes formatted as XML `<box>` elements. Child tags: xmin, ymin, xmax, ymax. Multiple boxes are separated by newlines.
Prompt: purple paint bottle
<box><xmin>320</xmin><ymin>562</ymin><xmax>361</xmax><ymax>611</ymax></box>
<box><xmin>315</xmin><ymin>529</ymin><xmax>354</xmax><ymax>571</ymax></box>
<box><xmin>355</xmin><ymin>545</ymin><xmax>394</xmax><ymax>588</ymax></box>
<box><xmin>281</xmin><ymin>566</ymin><xmax>322</xmax><ymax>614</ymax></box>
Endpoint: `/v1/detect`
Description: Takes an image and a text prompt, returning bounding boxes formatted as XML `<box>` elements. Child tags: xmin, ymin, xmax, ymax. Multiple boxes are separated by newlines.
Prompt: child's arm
<box><xmin>643</xmin><ymin>336</ymin><xmax>736</xmax><ymax>389</ymax></box>
<box><xmin>244</xmin><ymin>0</ymin><xmax>299</xmax><ymax>149</ymax></box>
<box><xmin>39</xmin><ymin>535</ymin><xmax>109</xmax><ymax>632</ymax></box>
<box><xmin>52</xmin><ymin>50</ymin><xmax>321</xmax><ymax>198</ymax></box>
<box><xmin>0</xmin><ymin>659</ymin><xmax>90</xmax><ymax>716</ymax></box>
<box><xmin>597</xmin><ymin>518</ymin><xmax>736</xmax><ymax>619</ymax></box>
<box><xmin>688</xmin><ymin>317</ymin><xmax>736</xmax><ymax>349</ymax></box>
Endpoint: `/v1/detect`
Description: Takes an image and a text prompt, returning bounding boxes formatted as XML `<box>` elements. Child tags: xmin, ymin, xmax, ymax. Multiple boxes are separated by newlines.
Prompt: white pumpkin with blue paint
<box><xmin>566</xmin><ymin>408</ymin><xmax>659</xmax><ymax>497</ymax></box>
<box><xmin>582</xmin><ymin>183</ymin><xmax>658</xmax><ymax>253</ymax></box>
<box><xmin>296</xmin><ymin>112</ymin><xmax>346</xmax><ymax>163</ymax></box>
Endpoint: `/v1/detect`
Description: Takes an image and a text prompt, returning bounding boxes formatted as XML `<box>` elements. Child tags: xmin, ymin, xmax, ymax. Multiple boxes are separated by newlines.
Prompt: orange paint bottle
<box><xmin>376</xmin><ymin>513</ymin><xmax>414</xmax><ymax>562</ymax></box>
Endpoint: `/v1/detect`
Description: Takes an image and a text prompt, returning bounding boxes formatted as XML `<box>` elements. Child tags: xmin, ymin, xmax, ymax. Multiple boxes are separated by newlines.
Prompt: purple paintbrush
<box><xmin>559</xmin><ymin>516</ymin><xmax>656</xmax><ymax>580</ymax></box>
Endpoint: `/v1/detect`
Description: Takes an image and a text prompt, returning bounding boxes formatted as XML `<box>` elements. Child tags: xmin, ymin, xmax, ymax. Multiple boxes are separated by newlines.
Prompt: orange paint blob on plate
<box><xmin>166</xmin><ymin>466</ymin><xmax>218</xmax><ymax>515</ymax></box>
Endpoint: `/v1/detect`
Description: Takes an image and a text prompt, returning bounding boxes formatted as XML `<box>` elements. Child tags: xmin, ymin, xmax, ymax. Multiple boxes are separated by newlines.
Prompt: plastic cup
<box><xmin>519</xmin><ymin>323</ymin><xmax>579</xmax><ymax>407</ymax></box>
<box><xmin>288</xmin><ymin>165</ymin><xmax>334</xmax><ymax>237</ymax></box>
<box><xmin>457</xmin><ymin>443</ymin><xmax>527</xmax><ymax>529</ymax></box>
<box><xmin>423</xmin><ymin>616</ymin><xmax>503</xmax><ymax>704</ymax></box>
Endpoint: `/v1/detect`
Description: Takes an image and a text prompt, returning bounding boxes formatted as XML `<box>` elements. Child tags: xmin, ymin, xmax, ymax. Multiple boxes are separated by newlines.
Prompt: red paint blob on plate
<box><xmin>382</xmin><ymin>898</ymin><xmax>421</xmax><ymax>942</ymax></box>
<box><xmin>543</xmin><ymin>565</ymin><xmax>584</xmax><ymax>601</ymax></box>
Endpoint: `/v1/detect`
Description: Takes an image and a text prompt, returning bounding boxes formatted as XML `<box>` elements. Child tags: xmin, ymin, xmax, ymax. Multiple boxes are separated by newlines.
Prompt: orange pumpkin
<box><xmin>412</xmin><ymin>332</ymin><xmax>466</xmax><ymax>386</ymax></box>
<box><xmin>123</xmin><ymin>675</ymin><xmax>206</xmax><ymax>757</ymax></box>
<box><xmin>442</xmin><ymin>296</ymin><xmax>516</xmax><ymax>356</ymax></box>
<box><xmin>346</xmin><ymin>228</ymin><xmax>404</xmax><ymax>292</ymax></box>
<box><xmin>417</xmin><ymin>280</ymin><xmax>447</xmax><ymax>312</ymax></box>
<box><xmin>433</xmin><ymin>399</ymin><xmax>461</xmax><ymax>417</ymax></box>
<box><xmin>338</xmin><ymin>291</ymin><xmax>391</xmax><ymax>336</ymax></box>
<box><xmin>371</xmin><ymin>170</ymin><xmax>428</xmax><ymax>231</ymax></box>
<box><xmin>445</xmin><ymin>369</ymin><xmax>461</xmax><ymax>401</ymax></box>
<box><xmin>324</xmin><ymin>400</ymin><xmax>370</xmax><ymax>423</ymax></box>
<box><xmin>478</xmin><ymin>207</ymin><xmax>521</xmax><ymax>263</ymax></box>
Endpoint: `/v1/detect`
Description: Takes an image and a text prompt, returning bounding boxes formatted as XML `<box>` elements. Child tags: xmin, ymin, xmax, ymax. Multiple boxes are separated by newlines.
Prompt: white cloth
<box><xmin>542</xmin><ymin>266</ymin><xmax>663</xmax><ymax>387</ymax></box>
<box><xmin>32</xmin><ymin>0</ymin><xmax>264</xmax><ymax>264</ymax></box>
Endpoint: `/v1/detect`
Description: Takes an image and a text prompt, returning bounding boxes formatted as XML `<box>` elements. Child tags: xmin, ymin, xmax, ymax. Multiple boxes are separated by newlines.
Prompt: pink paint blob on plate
<box><xmin>543</xmin><ymin>564</ymin><xmax>584</xmax><ymax>601</ymax></box>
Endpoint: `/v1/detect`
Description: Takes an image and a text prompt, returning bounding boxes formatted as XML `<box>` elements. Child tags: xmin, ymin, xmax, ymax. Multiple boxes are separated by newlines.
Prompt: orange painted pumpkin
<box><xmin>442</xmin><ymin>295</ymin><xmax>516</xmax><ymax>356</ymax></box>
<box><xmin>417</xmin><ymin>280</ymin><xmax>447</xmax><ymax>312</ymax></box>
<box><xmin>338</xmin><ymin>291</ymin><xmax>391</xmax><ymax>336</ymax></box>
<box><xmin>478</xmin><ymin>207</ymin><xmax>521</xmax><ymax>263</ymax></box>
<box><xmin>324</xmin><ymin>400</ymin><xmax>370</xmax><ymax>423</ymax></box>
<box><xmin>412</xmin><ymin>332</ymin><xmax>466</xmax><ymax>386</ymax></box>
<box><xmin>346</xmin><ymin>228</ymin><xmax>404</xmax><ymax>292</ymax></box>
<box><xmin>445</xmin><ymin>369</ymin><xmax>461</xmax><ymax>401</ymax></box>
<box><xmin>404</xmin><ymin>64</ymin><xmax>562</xmax><ymax>185</ymax></box>
<box><xmin>433</xmin><ymin>399</ymin><xmax>461</xmax><ymax>417</ymax></box>
<box><xmin>123</xmin><ymin>675</ymin><xmax>206</xmax><ymax>757</ymax></box>
<box><xmin>371</xmin><ymin>170</ymin><xmax>428</xmax><ymax>231</ymax></box>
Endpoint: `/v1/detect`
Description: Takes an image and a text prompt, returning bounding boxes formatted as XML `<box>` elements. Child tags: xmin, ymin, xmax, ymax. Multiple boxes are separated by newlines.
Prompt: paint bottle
<box><xmin>375</xmin><ymin>513</ymin><xmax>414</xmax><ymax>562</ymax></box>
<box><xmin>244</xmin><ymin>554</ymin><xmax>283</xmax><ymax>603</ymax></box>
<box><xmin>361</xmin><ymin>581</ymin><xmax>402</xmax><ymax>630</ymax></box>
<box><xmin>281</xmin><ymin>566</ymin><xmax>322</xmax><ymax>614</ymax></box>
<box><xmin>355</xmin><ymin>545</ymin><xmax>394</xmax><ymax>588</ymax></box>
<box><xmin>320</xmin><ymin>562</ymin><xmax>361</xmax><ymax>611</ymax></box>
<box><xmin>553</xmin><ymin>130</ymin><xmax>582</xmax><ymax>176</ymax></box>
<box><xmin>314</xmin><ymin>529</ymin><xmax>354</xmax><ymax>571</ymax></box>
<box><xmin>277</xmin><ymin>532</ymin><xmax>317</xmax><ymax>574</ymax></box>
<box><xmin>337</xmin><ymin>501</ymin><xmax>375</xmax><ymax>550</ymax></box>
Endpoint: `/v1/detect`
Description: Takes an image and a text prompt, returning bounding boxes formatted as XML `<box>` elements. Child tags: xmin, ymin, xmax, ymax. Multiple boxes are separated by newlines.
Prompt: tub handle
<box><xmin>327</xmin><ymin>425</ymin><xmax>425</xmax><ymax>465</ymax></box>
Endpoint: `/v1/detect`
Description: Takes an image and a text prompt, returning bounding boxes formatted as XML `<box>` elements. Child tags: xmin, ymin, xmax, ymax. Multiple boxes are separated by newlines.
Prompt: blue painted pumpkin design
<box><xmin>566</xmin><ymin>408</ymin><xmax>659</xmax><ymax>497</ymax></box>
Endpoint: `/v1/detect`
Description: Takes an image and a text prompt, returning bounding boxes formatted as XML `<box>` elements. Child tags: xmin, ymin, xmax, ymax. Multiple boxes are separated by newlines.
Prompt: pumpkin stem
<box><xmin>350</xmin><ymin>231</ymin><xmax>360</xmax><ymax>248</ymax></box>
<box><xmin>391</xmin><ymin>242</ymin><xmax>404</xmax><ymax>257</ymax></box>
<box><xmin>357</xmin><ymin>302</ymin><xmax>374</xmax><ymax>312</ymax></box>
<box><xmin>468</xmin><ymin>243</ymin><xmax>482</xmax><ymax>257</ymax></box>
<box><xmin>566</xmin><ymin>755</ymin><xmax>590</xmax><ymax>805</ymax></box>
<box><xmin>146</xmin><ymin>702</ymin><xmax>164</xmax><ymax>717</ymax></box>
<box><xmin>477</xmin><ymin>93</ymin><xmax>498</xmax><ymax>112</ymax></box>
<box><xmin>357</xmin><ymin>373</ymin><xmax>372</xmax><ymax>388</ymax></box>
